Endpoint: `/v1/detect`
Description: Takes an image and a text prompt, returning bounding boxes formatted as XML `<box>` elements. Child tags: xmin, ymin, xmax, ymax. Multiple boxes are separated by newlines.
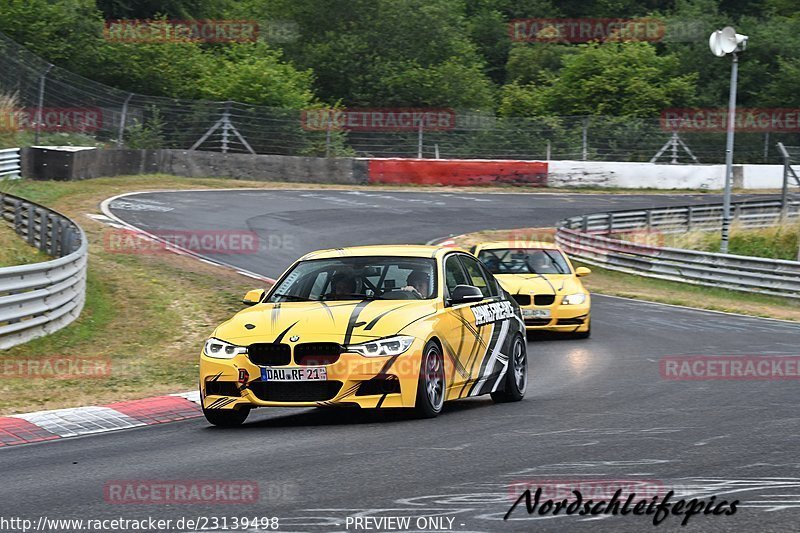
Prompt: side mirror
<box><xmin>449</xmin><ymin>285</ymin><xmax>485</xmax><ymax>305</ymax></box>
<box><xmin>242</xmin><ymin>289</ymin><xmax>266</xmax><ymax>306</ymax></box>
<box><xmin>575</xmin><ymin>267</ymin><xmax>591</xmax><ymax>277</ymax></box>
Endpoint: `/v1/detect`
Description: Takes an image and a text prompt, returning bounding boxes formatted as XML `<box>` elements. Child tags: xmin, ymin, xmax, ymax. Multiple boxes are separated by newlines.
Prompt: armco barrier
<box><xmin>368</xmin><ymin>158</ymin><xmax>548</xmax><ymax>186</ymax></box>
<box><xmin>0</xmin><ymin>193</ymin><xmax>87</xmax><ymax>349</ymax></box>
<box><xmin>556</xmin><ymin>198</ymin><xmax>800</xmax><ymax>298</ymax></box>
<box><xmin>0</xmin><ymin>148</ymin><xmax>21</xmax><ymax>180</ymax></box>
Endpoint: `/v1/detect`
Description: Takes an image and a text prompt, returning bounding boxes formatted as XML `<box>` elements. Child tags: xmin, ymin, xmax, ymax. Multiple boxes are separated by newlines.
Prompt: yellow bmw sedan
<box><xmin>471</xmin><ymin>241</ymin><xmax>592</xmax><ymax>339</ymax></box>
<box><xmin>200</xmin><ymin>245</ymin><xmax>528</xmax><ymax>426</ymax></box>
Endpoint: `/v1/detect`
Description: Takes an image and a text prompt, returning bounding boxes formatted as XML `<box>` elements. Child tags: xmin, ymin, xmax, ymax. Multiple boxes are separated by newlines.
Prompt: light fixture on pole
<box><xmin>709</xmin><ymin>26</ymin><xmax>748</xmax><ymax>253</ymax></box>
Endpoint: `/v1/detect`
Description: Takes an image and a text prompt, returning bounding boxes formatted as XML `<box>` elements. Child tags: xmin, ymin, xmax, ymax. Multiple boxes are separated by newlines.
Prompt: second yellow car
<box><xmin>472</xmin><ymin>241</ymin><xmax>591</xmax><ymax>338</ymax></box>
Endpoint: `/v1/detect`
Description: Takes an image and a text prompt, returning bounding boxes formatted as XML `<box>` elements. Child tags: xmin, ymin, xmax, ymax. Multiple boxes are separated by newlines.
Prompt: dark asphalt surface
<box><xmin>2</xmin><ymin>189</ymin><xmax>798</xmax><ymax>533</ymax></box>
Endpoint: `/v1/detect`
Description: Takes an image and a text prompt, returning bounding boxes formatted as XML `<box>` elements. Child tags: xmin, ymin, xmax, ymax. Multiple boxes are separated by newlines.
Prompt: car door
<box><xmin>457</xmin><ymin>254</ymin><xmax>517</xmax><ymax>397</ymax></box>
<box><xmin>438</xmin><ymin>253</ymin><xmax>484</xmax><ymax>398</ymax></box>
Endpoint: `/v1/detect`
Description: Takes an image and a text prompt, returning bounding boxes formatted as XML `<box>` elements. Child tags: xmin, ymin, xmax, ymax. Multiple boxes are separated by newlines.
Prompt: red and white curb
<box><xmin>0</xmin><ymin>391</ymin><xmax>201</xmax><ymax>448</ymax></box>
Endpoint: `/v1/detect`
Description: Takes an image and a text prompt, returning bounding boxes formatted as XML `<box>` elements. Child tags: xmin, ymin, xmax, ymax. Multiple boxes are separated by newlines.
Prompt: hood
<box><xmin>495</xmin><ymin>274</ymin><xmax>584</xmax><ymax>297</ymax></box>
<box><xmin>214</xmin><ymin>299</ymin><xmax>438</xmax><ymax>345</ymax></box>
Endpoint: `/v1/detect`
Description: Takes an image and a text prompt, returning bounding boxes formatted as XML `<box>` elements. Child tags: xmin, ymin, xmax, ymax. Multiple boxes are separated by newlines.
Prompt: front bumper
<box><xmin>199</xmin><ymin>339</ymin><xmax>425</xmax><ymax>410</ymax></box>
<box><xmin>520</xmin><ymin>298</ymin><xmax>590</xmax><ymax>332</ymax></box>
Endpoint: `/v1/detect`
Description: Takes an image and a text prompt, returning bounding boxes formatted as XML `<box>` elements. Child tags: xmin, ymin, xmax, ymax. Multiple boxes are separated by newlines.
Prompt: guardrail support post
<box><xmin>26</xmin><ymin>204</ymin><xmax>34</xmax><ymax>246</ymax></box>
<box><xmin>687</xmin><ymin>207</ymin><xmax>693</xmax><ymax>231</ymax></box>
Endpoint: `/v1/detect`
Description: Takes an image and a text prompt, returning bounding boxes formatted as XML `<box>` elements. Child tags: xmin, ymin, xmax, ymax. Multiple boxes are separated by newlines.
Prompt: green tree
<box><xmin>193</xmin><ymin>43</ymin><xmax>316</xmax><ymax>107</ymax></box>
<box><xmin>531</xmin><ymin>42</ymin><xmax>697</xmax><ymax>116</ymax></box>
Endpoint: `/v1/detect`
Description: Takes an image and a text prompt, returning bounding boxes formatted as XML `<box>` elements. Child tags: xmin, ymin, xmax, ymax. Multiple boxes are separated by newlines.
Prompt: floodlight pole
<box><xmin>720</xmin><ymin>52</ymin><xmax>738</xmax><ymax>254</ymax></box>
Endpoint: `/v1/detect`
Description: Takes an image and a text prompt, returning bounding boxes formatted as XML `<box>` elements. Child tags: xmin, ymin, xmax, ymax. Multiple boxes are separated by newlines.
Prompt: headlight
<box><xmin>562</xmin><ymin>293</ymin><xmax>587</xmax><ymax>305</ymax></box>
<box><xmin>203</xmin><ymin>338</ymin><xmax>248</xmax><ymax>359</ymax></box>
<box><xmin>348</xmin><ymin>335</ymin><xmax>415</xmax><ymax>357</ymax></box>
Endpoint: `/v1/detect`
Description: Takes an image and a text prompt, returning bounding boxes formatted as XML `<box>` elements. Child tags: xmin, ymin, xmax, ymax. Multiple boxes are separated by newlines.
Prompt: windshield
<box><xmin>267</xmin><ymin>256</ymin><xmax>438</xmax><ymax>302</ymax></box>
<box><xmin>478</xmin><ymin>248</ymin><xmax>571</xmax><ymax>275</ymax></box>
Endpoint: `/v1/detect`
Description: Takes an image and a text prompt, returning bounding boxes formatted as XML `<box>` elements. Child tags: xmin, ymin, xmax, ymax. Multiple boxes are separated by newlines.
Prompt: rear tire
<box><xmin>203</xmin><ymin>406</ymin><xmax>250</xmax><ymax>427</ymax></box>
<box><xmin>491</xmin><ymin>335</ymin><xmax>527</xmax><ymax>403</ymax></box>
<box><xmin>414</xmin><ymin>340</ymin><xmax>445</xmax><ymax>418</ymax></box>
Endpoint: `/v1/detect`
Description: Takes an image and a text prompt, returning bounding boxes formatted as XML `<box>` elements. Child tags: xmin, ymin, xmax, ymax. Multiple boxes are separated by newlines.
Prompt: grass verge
<box><xmin>0</xmin><ymin>224</ymin><xmax>49</xmax><ymax>267</ymax></box>
<box><xmin>0</xmin><ymin>175</ymin><xmax>287</xmax><ymax>415</ymax></box>
<box><xmin>662</xmin><ymin>223</ymin><xmax>800</xmax><ymax>261</ymax></box>
<box><xmin>450</xmin><ymin>227</ymin><xmax>800</xmax><ymax>322</ymax></box>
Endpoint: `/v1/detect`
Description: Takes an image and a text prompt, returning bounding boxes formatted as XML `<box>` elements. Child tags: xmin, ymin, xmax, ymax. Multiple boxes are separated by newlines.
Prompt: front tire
<box><xmin>491</xmin><ymin>335</ymin><xmax>527</xmax><ymax>403</ymax></box>
<box><xmin>414</xmin><ymin>340</ymin><xmax>445</xmax><ymax>418</ymax></box>
<box><xmin>203</xmin><ymin>406</ymin><xmax>250</xmax><ymax>427</ymax></box>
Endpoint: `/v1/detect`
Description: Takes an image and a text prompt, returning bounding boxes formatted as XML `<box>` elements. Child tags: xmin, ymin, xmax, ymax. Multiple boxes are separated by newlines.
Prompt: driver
<box><xmin>401</xmin><ymin>270</ymin><xmax>430</xmax><ymax>298</ymax></box>
<box><xmin>329</xmin><ymin>270</ymin><xmax>357</xmax><ymax>298</ymax></box>
<box><xmin>528</xmin><ymin>251</ymin><xmax>552</xmax><ymax>273</ymax></box>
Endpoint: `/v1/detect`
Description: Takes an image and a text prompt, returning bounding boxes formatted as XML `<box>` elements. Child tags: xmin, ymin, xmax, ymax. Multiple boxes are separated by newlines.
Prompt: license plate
<box><xmin>261</xmin><ymin>367</ymin><xmax>328</xmax><ymax>381</ymax></box>
<box><xmin>526</xmin><ymin>309</ymin><xmax>551</xmax><ymax>318</ymax></box>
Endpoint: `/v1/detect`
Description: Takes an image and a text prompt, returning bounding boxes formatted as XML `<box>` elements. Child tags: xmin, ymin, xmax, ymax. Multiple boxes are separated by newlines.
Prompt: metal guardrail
<box><xmin>556</xmin><ymin>198</ymin><xmax>800</xmax><ymax>298</ymax></box>
<box><xmin>0</xmin><ymin>192</ymin><xmax>87</xmax><ymax>350</ymax></box>
<box><xmin>0</xmin><ymin>148</ymin><xmax>21</xmax><ymax>180</ymax></box>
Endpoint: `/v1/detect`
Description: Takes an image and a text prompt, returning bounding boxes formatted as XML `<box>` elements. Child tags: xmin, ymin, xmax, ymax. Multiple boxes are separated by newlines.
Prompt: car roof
<box><xmin>299</xmin><ymin>244</ymin><xmax>466</xmax><ymax>261</ymax></box>
<box><xmin>474</xmin><ymin>240</ymin><xmax>561</xmax><ymax>251</ymax></box>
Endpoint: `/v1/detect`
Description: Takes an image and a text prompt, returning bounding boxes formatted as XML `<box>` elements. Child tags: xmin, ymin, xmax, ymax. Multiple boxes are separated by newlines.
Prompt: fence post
<box><xmin>14</xmin><ymin>199</ymin><xmax>22</xmax><ymax>233</ymax></box>
<box><xmin>221</xmin><ymin>101</ymin><xmax>231</xmax><ymax>154</ymax></box>
<box><xmin>117</xmin><ymin>93</ymin><xmax>134</xmax><ymax>148</ymax></box>
<box><xmin>325</xmin><ymin>119</ymin><xmax>332</xmax><ymax>157</ymax></box>
<box><xmin>417</xmin><ymin>120</ymin><xmax>423</xmax><ymax>159</ymax></box>
<box><xmin>38</xmin><ymin>209</ymin><xmax>48</xmax><ymax>252</ymax></box>
<box><xmin>778</xmin><ymin>142</ymin><xmax>790</xmax><ymax>221</ymax></box>
<box><xmin>27</xmin><ymin>204</ymin><xmax>35</xmax><ymax>246</ymax></box>
<box><xmin>34</xmin><ymin>64</ymin><xmax>54</xmax><ymax>144</ymax></box>
<box><xmin>581</xmin><ymin>117</ymin><xmax>589</xmax><ymax>161</ymax></box>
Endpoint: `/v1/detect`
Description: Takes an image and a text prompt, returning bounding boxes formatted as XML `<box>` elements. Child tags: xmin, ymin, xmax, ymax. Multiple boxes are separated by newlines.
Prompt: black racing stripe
<box><xmin>454</xmin><ymin>309</ymin><xmax>482</xmax><ymax>340</ymax></box>
<box><xmin>316</xmin><ymin>301</ymin><xmax>335</xmax><ymax>321</ymax></box>
<box><xmin>459</xmin><ymin>321</ymin><xmax>495</xmax><ymax>398</ymax></box>
<box><xmin>468</xmin><ymin>321</ymin><xmax>505</xmax><ymax>397</ymax></box>
<box><xmin>364</xmin><ymin>305</ymin><xmax>410</xmax><ymax>331</ymax></box>
<box><xmin>458</xmin><ymin>323</ymin><xmax>486</xmax><ymax>398</ymax></box>
<box><xmin>342</xmin><ymin>300</ymin><xmax>372</xmax><ymax>346</ymax></box>
<box><xmin>206</xmin><ymin>398</ymin><xmax>228</xmax><ymax>409</ymax></box>
<box><xmin>395</xmin><ymin>311</ymin><xmax>437</xmax><ymax>333</ymax></box>
<box><xmin>439</xmin><ymin>336</ymin><xmax>469</xmax><ymax>382</ymax></box>
<box><xmin>339</xmin><ymin>383</ymin><xmax>361</xmax><ymax>398</ymax></box>
<box><xmin>375</xmin><ymin>393</ymin><xmax>389</xmax><ymax>408</ymax></box>
<box><xmin>274</xmin><ymin>321</ymin><xmax>299</xmax><ymax>343</ymax></box>
<box><xmin>209</xmin><ymin>372</ymin><xmax>223</xmax><ymax>382</ymax></box>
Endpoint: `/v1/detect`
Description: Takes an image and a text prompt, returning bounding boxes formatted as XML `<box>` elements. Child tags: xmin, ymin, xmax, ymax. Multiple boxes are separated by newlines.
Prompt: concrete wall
<box><xmin>548</xmin><ymin>160</ymin><xmax>784</xmax><ymax>189</ymax></box>
<box><xmin>366</xmin><ymin>158</ymin><xmax>548</xmax><ymax>186</ymax></box>
<box><xmin>22</xmin><ymin>148</ymin><xmax>369</xmax><ymax>185</ymax></box>
<box><xmin>20</xmin><ymin>147</ymin><xmax>786</xmax><ymax>189</ymax></box>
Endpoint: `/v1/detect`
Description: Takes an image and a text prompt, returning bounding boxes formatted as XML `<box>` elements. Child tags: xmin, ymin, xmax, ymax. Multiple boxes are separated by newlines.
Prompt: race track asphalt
<box><xmin>1</xmin><ymin>189</ymin><xmax>797</xmax><ymax>533</ymax></box>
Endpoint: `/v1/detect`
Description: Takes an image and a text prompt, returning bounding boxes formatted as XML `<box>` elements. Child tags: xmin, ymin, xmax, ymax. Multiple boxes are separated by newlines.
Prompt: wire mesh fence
<box><xmin>1</xmin><ymin>29</ymin><xmax>799</xmax><ymax>163</ymax></box>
